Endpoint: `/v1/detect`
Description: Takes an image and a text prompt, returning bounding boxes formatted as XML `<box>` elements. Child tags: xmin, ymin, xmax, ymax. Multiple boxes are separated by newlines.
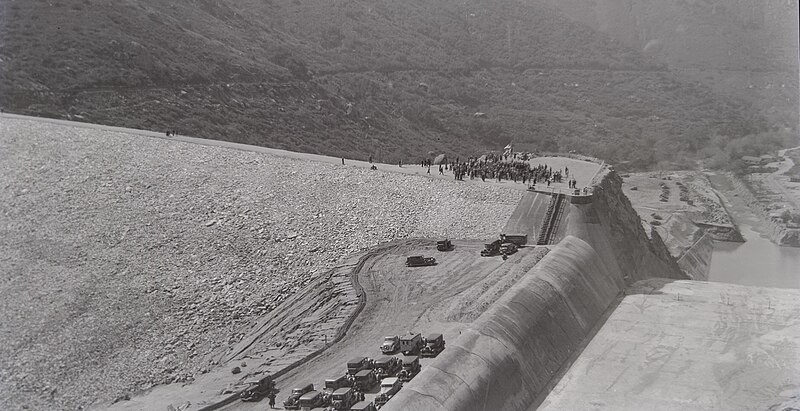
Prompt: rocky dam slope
<box><xmin>0</xmin><ymin>116</ymin><xmax>523</xmax><ymax>411</ymax></box>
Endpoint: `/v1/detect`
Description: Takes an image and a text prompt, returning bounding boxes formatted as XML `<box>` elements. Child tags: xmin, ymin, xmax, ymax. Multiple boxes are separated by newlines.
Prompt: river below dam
<box><xmin>709</xmin><ymin>223</ymin><xmax>800</xmax><ymax>289</ymax></box>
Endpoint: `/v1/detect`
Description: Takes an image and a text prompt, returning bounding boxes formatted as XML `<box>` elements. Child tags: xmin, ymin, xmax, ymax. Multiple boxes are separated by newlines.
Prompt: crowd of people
<box><xmin>355</xmin><ymin>147</ymin><xmax>589</xmax><ymax>193</ymax></box>
<box><xmin>414</xmin><ymin>151</ymin><xmax>580</xmax><ymax>190</ymax></box>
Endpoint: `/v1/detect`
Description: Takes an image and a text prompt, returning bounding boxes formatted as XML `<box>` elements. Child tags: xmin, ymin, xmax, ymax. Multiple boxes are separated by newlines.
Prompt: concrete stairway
<box><xmin>537</xmin><ymin>193</ymin><xmax>566</xmax><ymax>245</ymax></box>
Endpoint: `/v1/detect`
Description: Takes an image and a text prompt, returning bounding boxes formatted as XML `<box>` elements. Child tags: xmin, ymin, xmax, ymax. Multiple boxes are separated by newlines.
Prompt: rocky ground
<box><xmin>740</xmin><ymin>148</ymin><xmax>800</xmax><ymax>246</ymax></box>
<box><xmin>0</xmin><ymin>117</ymin><xmax>523</xmax><ymax>411</ymax></box>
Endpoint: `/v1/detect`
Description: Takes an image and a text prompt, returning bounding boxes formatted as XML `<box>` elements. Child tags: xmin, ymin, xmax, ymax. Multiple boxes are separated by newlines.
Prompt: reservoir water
<box><xmin>709</xmin><ymin>224</ymin><xmax>800</xmax><ymax>289</ymax></box>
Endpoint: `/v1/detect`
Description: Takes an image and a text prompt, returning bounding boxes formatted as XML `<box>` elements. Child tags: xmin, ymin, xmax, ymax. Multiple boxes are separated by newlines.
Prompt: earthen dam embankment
<box><xmin>383</xmin><ymin>170</ymin><xmax>687</xmax><ymax>410</ymax></box>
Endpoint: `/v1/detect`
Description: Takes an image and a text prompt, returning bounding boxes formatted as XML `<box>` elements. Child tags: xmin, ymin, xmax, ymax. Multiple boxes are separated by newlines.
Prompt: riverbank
<box><xmin>730</xmin><ymin>146</ymin><xmax>800</xmax><ymax>247</ymax></box>
<box><xmin>621</xmin><ymin>171</ymin><xmax>742</xmax><ymax>280</ymax></box>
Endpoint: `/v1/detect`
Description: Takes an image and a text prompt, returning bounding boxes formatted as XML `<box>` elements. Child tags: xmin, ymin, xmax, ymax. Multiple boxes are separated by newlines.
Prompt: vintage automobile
<box><xmin>399</xmin><ymin>333</ymin><xmax>423</xmax><ymax>355</ymax></box>
<box><xmin>373</xmin><ymin>356</ymin><xmax>402</xmax><ymax>379</ymax></box>
<box><xmin>351</xmin><ymin>369</ymin><xmax>377</xmax><ymax>392</ymax></box>
<box><xmin>323</xmin><ymin>375</ymin><xmax>351</xmax><ymax>405</ymax></box>
<box><xmin>349</xmin><ymin>400</ymin><xmax>378</xmax><ymax>411</ymax></box>
<box><xmin>398</xmin><ymin>356</ymin><xmax>421</xmax><ymax>382</ymax></box>
<box><xmin>380</xmin><ymin>336</ymin><xmax>400</xmax><ymax>354</ymax></box>
<box><xmin>331</xmin><ymin>387</ymin><xmax>357</xmax><ymax>410</ymax></box>
<box><xmin>346</xmin><ymin>357</ymin><xmax>373</xmax><ymax>377</ymax></box>
<box><xmin>420</xmin><ymin>333</ymin><xmax>446</xmax><ymax>358</ymax></box>
<box><xmin>405</xmin><ymin>255</ymin><xmax>436</xmax><ymax>267</ymax></box>
<box><xmin>298</xmin><ymin>390</ymin><xmax>324</xmax><ymax>409</ymax></box>
<box><xmin>374</xmin><ymin>377</ymin><xmax>403</xmax><ymax>408</ymax></box>
<box><xmin>283</xmin><ymin>383</ymin><xmax>314</xmax><ymax>410</ymax></box>
<box><xmin>436</xmin><ymin>239</ymin><xmax>454</xmax><ymax>251</ymax></box>
<box><xmin>481</xmin><ymin>240</ymin><xmax>502</xmax><ymax>257</ymax></box>
<box><xmin>239</xmin><ymin>375</ymin><xmax>275</xmax><ymax>402</ymax></box>
<box><xmin>500</xmin><ymin>242</ymin><xmax>518</xmax><ymax>255</ymax></box>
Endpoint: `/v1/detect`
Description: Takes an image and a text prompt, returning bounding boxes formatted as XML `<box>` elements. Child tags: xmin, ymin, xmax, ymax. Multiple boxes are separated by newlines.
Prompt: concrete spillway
<box><xmin>384</xmin><ymin>170</ymin><xmax>686</xmax><ymax>410</ymax></box>
<box><xmin>383</xmin><ymin>236</ymin><xmax>622</xmax><ymax>410</ymax></box>
<box><xmin>540</xmin><ymin>279</ymin><xmax>800</xmax><ymax>410</ymax></box>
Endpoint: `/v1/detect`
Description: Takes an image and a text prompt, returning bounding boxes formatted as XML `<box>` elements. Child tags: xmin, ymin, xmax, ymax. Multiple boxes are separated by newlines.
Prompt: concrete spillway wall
<box><xmin>384</xmin><ymin>171</ymin><xmax>687</xmax><ymax>411</ymax></box>
<box><xmin>383</xmin><ymin>237</ymin><xmax>622</xmax><ymax>410</ymax></box>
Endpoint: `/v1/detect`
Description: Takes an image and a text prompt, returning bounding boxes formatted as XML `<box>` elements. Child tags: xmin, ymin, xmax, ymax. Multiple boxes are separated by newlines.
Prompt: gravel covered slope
<box><xmin>0</xmin><ymin>118</ymin><xmax>522</xmax><ymax>410</ymax></box>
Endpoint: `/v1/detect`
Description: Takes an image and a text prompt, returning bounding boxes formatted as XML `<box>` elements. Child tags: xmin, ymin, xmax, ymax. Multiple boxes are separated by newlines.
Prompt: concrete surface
<box><xmin>382</xmin><ymin>236</ymin><xmax>625</xmax><ymax>410</ymax></box>
<box><xmin>502</xmin><ymin>191</ymin><xmax>552</xmax><ymax>239</ymax></box>
<box><xmin>540</xmin><ymin>279</ymin><xmax>800</xmax><ymax>411</ymax></box>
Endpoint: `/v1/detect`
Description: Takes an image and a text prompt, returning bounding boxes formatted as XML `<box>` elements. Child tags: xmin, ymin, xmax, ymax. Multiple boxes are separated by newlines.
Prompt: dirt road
<box><xmin>221</xmin><ymin>241</ymin><xmax>548</xmax><ymax>410</ymax></box>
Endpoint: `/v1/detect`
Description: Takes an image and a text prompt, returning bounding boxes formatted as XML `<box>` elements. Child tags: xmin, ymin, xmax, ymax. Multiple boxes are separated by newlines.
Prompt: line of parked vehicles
<box><xmin>281</xmin><ymin>332</ymin><xmax>446</xmax><ymax>410</ymax></box>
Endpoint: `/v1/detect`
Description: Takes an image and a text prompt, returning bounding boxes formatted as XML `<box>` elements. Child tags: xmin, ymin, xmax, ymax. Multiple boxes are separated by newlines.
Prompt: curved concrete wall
<box><xmin>384</xmin><ymin>236</ymin><xmax>624</xmax><ymax>410</ymax></box>
<box><xmin>383</xmin><ymin>171</ymin><xmax>687</xmax><ymax>411</ymax></box>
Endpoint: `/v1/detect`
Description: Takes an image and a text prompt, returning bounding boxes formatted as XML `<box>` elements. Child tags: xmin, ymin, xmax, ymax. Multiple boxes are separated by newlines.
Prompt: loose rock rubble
<box><xmin>0</xmin><ymin>118</ymin><xmax>522</xmax><ymax>411</ymax></box>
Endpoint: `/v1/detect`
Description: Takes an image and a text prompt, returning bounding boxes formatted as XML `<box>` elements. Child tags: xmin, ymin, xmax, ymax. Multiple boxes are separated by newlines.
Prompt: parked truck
<box><xmin>480</xmin><ymin>240</ymin><xmax>502</xmax><ymax>257</ymax></box>
<box><xmin>500</xmin><ymin>233</ymin><xmax>528</xmax><ymax>246</ymax></box>
<box><xmin>239</xmin><ymin>376</ymin><xmax>275</xmax><ymax>402</ymax></box>
<box><xmin>398</xmin><ymin>333</ymin><xmax>423</xmax><ymax>355</ymax></box>
<box><xmin>420</xmin><ymin>333</ymin><xmax>445</xmax><ymax>358</ymax></box>
<box><xmin>436</xmin><ymin>239</ymin><xmax>454</xmax><ymax>251</ymax></box>
<box><xmin>398</xmin><ymin>356</ymin><xmax>421</xmax><ymax>382</ymax></box>
<box><xmin>500</xmin><ymin>242</ymin><xmax>518</xmax><ymax>255</ymax></box>
<box><xmin>380</xmin><ymin>336</ymin><xmax>400</xmax><ymax>354</ymax></box>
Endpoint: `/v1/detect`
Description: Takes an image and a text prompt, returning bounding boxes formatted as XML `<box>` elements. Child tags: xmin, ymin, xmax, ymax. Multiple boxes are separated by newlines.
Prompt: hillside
<box><xmin>0</xmin><ymin>0</ymin><xmax>795</xmax><ymax>167</ymax></box>
<box><xmin>540</xmin><ymin>0</ymin><xmax>800</xmax><ymax>132</ymax></box>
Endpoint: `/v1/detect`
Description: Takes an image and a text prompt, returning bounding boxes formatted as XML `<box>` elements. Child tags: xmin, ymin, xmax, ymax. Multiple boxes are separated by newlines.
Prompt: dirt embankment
<box><xmin>726</xmin><ymin>173</ymin><xmax>800</xmax><ymax>247</ymax></box>
<box><xmin>384</xmin><ymin>170</ymin><xmax>686</xmax><ymax>411</ymax></box>
<box><xmin>621</xmin><ymin>171</ymin><xmax>744</xmax><ymax>280</ymax></box>
<box><xmin>0</xmin><ymin>117</ymin><xmax>523</xmax><ymax>411</ymax></box>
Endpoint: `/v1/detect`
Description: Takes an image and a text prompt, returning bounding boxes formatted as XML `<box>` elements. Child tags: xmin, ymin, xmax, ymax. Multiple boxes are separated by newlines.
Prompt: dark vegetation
<box><xmin>0</xmin><ymin>0</ymin><xmax>797</xmax><ymax>169</ymax></box>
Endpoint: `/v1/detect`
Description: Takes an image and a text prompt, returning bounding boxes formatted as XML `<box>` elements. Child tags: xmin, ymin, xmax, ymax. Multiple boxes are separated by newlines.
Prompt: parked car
<box><xmin>379</xmin><ymin>377</ymin><xmax>402</xmax><ymax>397</ymax></box>
<box><xmin>373</xmin><ymin>356</ymin><xmax>402</xmax><ymax>379</ymax></box>
<box><xmin>298</xmin><ymin>390</ymin><xmax>324</xmax><ymax>409</ymax></box>
<box><xmin>283</xmin><ymin>383</ymin><xmax>314</xmax><ymax>410</ymax></box>
<box><xmin>323</xmin><ymin>375</ymin><xmax>351</xmax><ymax>405</ymax></box>
<box><xmin>350</xmin><ymin>400</ymin><xmax>378</xmax><ymax>411</ymax></box>
<box><xmin>351</xmin><ymin>369</ymin><xmax>377</xmax><ymax>392</ymax></box>
<box><xmin>405</xmin><ymin>255</ymin><xmax>436</xmax><ymax>267</ymax></box>
<box><xmin>346</xmin><ymin>357</ymin><xmax>373</xmax><ymax>377</ymax></box>
<box><xmin>331</xmin><ymin>387</ymin><xmax>357</xmax><ymax>410</ymax></box>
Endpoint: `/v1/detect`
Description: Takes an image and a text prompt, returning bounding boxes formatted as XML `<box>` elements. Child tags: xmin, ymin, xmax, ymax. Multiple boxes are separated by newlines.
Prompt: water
<box><xmin>709</xmin><ymin>224</ymin><xmax>800</xmax><ymax>289</ymax></box>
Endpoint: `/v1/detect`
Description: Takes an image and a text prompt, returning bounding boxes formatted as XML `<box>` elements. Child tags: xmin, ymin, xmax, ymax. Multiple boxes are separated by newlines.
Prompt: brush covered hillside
<box><xmin>539</xmin><ymin>0</ymin><xmax>800</xmax><ymax>138</ymax></box>
<box><xmin>0</xmin><ymin>0</ymin><xmax>796</xmax><ymax>168</ymax></box>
